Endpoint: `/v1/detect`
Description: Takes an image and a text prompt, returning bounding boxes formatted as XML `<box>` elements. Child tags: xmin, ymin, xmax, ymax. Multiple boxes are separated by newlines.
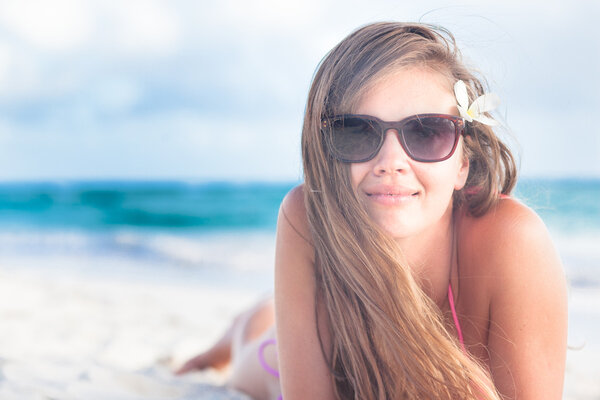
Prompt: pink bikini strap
<box><xmin>447</xmin><ymin>283</ymin><xmax>466</xmax><ymax>352</ymax></box>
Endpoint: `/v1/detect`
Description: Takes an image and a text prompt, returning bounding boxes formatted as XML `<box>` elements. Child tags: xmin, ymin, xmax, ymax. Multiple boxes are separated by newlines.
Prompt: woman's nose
<box><xmin>372</xmin><ymin>130</ymin><xmax>411</xmax><ymax>175</ymax></box>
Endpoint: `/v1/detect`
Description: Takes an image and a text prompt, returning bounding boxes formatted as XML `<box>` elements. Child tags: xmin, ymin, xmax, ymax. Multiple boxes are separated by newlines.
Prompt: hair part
<box><xmin>302</xmin><ymin>21</ymin><xmax>516</xmax><ymax>399</ymax></box>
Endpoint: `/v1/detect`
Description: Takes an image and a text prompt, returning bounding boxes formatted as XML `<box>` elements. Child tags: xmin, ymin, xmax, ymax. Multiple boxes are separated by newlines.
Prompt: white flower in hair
<box><xmin>454</xmin><ymin>80</ymin><xmax>500</xmax><ymax>126</ymax></box>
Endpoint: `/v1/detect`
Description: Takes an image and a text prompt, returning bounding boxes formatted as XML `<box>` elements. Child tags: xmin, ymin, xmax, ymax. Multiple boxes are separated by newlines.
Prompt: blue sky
<box><xmin>0</xmin><ymin>0</ymin><xmax>598</xmax><ymax>182</ymax></box>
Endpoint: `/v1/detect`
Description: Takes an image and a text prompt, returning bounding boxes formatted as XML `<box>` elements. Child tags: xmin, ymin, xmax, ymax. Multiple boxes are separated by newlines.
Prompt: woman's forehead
<box><xmin>351</xmin><ymin>67</ymin><xmax>458</xmax><ymax>119</ymax></box>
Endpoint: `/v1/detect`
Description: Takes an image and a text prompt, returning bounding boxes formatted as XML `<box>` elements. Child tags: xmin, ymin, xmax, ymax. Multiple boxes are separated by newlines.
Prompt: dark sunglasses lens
<box><xmin>402</xmin><ymin>117</ymin><xmax>457</xmax><ymax>161</ymax></box>
<box><xmin>331</xmin><ymin>117</ymin><xmax>381</xmax><ymax>161</ymax></box>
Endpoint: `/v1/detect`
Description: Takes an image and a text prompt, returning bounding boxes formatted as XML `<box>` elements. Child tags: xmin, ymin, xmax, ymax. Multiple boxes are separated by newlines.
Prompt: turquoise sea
<box><xmin>0</xmin><ymin>179</ymin><xmax>598</xmax><ymax>288</ymax></box>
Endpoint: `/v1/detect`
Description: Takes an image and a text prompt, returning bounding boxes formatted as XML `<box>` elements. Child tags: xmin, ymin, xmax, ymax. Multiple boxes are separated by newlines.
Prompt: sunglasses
<box><xmin>321</xmin><ymin>113</ymin><xmax>465</xmax><ymax>163</ymax></box>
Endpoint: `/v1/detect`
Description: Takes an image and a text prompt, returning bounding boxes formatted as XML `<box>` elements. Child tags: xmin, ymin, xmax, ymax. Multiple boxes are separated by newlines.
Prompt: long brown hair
<box><xmin>301</xmin><ymin>22</ymin><xmax>516</xmax><ymax>399</ymax></box>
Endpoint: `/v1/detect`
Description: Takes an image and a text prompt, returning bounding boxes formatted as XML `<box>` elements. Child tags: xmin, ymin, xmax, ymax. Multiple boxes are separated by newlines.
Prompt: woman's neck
<box><xmin>395</xmin><ymin>203</ymin><xmax>456</xmax><ymax>307</ymax></box>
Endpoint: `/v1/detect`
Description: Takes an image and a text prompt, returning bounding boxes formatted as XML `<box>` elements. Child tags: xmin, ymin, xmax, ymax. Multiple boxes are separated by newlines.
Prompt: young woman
<box><xmin>177</xmin><ymin>22</ymin><xmax>567</xmax><ymax>400</ymax></box>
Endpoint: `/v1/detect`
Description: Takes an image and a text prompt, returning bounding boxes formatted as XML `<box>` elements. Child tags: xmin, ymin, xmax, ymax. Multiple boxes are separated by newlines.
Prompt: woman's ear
<box><xmin>454</xmin><ymin>148</ymin><xmax>470</xmax><ymax>191</ymax></box>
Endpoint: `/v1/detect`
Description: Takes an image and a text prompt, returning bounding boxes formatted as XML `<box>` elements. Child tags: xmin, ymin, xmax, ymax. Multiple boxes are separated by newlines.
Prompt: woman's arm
<box><xmin>472</xmin><ymin>199</ymin><xmax>568</xmax><ymax>399</ymax></box>
<box><xmin>274</xmin><ymin>185</ymin><xmax>336</xmax><ymax>400</ymax></box>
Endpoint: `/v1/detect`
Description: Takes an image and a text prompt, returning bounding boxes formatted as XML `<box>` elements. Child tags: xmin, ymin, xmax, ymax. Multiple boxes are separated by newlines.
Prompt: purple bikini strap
<box><xmin>258</xmin><ymin>338</ymin><xmax>280</xmax><ymax>378</ymax></box>
<box><xmin>258</xmin><ymin>338</ymin><xmax>282</xmax><ymax>400</ymax></box>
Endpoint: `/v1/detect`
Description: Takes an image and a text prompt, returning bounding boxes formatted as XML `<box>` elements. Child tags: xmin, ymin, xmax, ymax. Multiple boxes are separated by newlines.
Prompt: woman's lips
<box><xmin>365</xmin><ymin>186</ymin><xmax>420</xmax><ymax>205</ymax></box>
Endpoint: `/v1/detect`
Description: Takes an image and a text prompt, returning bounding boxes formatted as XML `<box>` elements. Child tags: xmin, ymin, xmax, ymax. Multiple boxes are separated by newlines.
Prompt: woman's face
<box><xmin>350</xmin><ymin>67</ymin><xmax>469</xmax><ymax>241</ymax></box>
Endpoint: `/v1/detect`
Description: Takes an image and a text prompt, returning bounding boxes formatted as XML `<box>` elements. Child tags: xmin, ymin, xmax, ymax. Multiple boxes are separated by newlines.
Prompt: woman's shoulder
<box><xmin>278</xmin><ymin>184</ymin><xmax>313</xmax><ymax>248</ymax></box>
<box><xmin>458</xmin><ymin>196</ymin><xmax>562</xmax><ymax>289</ymax></box>
<box><xmin>460</xmin><ymin>197</ymin><xmax>545</xmax><ymax>244</ymax></box>
<box><xmin>458</xmin><ymin>200</ymin><xmax>567</xmax><ymax>398</ymax></box>
<box><xmin>281</xmin><ymin>184</ymin><xmax>307</xmax><ymax>217</ymax></box>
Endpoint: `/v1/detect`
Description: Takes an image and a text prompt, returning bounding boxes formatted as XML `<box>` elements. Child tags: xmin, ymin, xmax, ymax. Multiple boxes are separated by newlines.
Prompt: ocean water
<box><xmin>514</xmin><ymin>178</ymin><xmax>600</xmax><ymax>287</ymax></box>
<box><xmin>0</xmin><ymin>179</ymin><xmax>598</xmax><ymax>288</ymax></box>
<box><xmin>0</xmin><ymin>181</ymin><xmax>295</xmax><ymax>292</ymax></box>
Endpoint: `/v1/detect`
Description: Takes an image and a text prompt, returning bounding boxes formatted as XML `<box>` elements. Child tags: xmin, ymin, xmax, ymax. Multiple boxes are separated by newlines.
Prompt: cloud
<box><xmin>0</xmin><ymin>0</ymin><xmax>597</xmax><ymax>180</ymax></box>
<box><xmin>0</xmin><ymin>42</ymin><xmax>12</xmax><ymax>87</ymax></box>
<box><xmin>0</xmin><ymin>109</ymin><xmax>303</xmax><ymax>181</ymax></box>
<box><xmin>0</xmin><ymin>0</ymin><xmax>92</xmax><ymax>51</ymax></box>
<box><xmin>96</xmin><ymin>0</ymin><xmax>182</xmax><ymax>56</ymax></box>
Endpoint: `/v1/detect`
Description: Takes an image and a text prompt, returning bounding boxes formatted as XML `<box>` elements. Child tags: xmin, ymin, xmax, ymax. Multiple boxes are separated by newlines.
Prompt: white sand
<box><xmin>0</xmin><ymin>259</ymin><xmax>598</xmax><ymax>399</ymax></box>
<box><xmin>564</xmin><ymin>287</ymin><xmax>600</xmax><ymax>399</ymax></box>
<box><xmin>0</xmin><ymin>263</ymin><xmax>258</xmax><ymax>400</ymax></box>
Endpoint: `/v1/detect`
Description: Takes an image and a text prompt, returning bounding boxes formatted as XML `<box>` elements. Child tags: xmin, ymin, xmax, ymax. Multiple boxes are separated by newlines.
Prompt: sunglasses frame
<box><xmin>321</xmin><ymin>113</ymin><xmax>466</xmax><ymax>163</ymax></box>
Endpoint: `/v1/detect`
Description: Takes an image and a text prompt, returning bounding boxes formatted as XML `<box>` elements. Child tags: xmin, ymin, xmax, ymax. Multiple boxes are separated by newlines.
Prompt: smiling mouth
<box><xmin>366</xmin><ymin>191</ymin><xmax>420</xmax><ymax>204</ymax></box>
<box><xmin>366</xmin><ymin>191</ymin><xmax>419</xmax><ymax>197</ymax></box>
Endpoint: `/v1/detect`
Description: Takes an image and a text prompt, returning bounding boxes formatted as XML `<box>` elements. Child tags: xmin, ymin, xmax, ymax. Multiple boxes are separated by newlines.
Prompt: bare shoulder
<box><xmin>456</xmin><ymin>197</ymin><xmax>565</xmax><ymax>319</ymax></box>
<box><xmin>279</xmin><ymin>184</ymin><xmax>311</xmax><ymax>242</ymax></box>
<box><xmin>461</xmin><ymin>197</ymin><xmax>545</xmax><ymax>243</ymax></box>
<box><xmin>459</xmin><ymin>197</ymin><xmax>567</xmax><ymax>398</ymax></box>
<box><xmin>282</xmin><ymin>183</ymin><xmax>305</xmax><ymax>209</ymax></box>
<box><xmin>459</xmin><ymin>197</ymin><xmax>562</xmax><ymax>281</ymax></box>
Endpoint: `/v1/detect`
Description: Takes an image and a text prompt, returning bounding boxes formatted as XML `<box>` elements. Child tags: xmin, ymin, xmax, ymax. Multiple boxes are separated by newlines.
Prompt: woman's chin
<box><xmin>372</xmin><ymin>217</ymin><xmax>421</xmax><ymax>240</ymax></box>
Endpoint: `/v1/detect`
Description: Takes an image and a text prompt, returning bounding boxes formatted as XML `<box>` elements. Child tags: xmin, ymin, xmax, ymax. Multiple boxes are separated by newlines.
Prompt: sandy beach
<box><xmin>0</xmin><ymin>254</ymin><xmax>260</xmax><ymax>400</ymax></box>
<box><xmin>564</xmin><ymin>286</ymin><xmax>600</xmax><ymax>399</ymax></box>
<box><xmin>0</xmin><ymin>232</ymin><xmax>598</xmax><ymax>399</ymax></box>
